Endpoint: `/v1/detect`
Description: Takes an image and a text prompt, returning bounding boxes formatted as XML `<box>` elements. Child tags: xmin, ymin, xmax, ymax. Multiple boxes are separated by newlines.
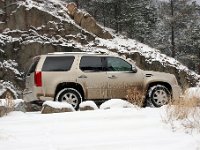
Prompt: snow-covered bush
<box><xmin>163</xmin><ymin>87</ymin><xmax>200</xmax><ymax>133</ymax></box>
<box><xmin>126</xmin><ymin>87</ymin><xmax>144</xmax><ymax>107</ymax></box>
<box><xmin>100</xmin><ymin>99</ymin><xmax>134</xmax><ymax>110</ymax></box>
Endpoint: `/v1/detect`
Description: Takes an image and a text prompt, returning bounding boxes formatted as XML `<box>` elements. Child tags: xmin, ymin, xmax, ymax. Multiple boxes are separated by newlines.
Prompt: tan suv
<box><xmin>23</xmin><ymin>52</ymin><xmax>181</xmax><ymax>109</ymax></box>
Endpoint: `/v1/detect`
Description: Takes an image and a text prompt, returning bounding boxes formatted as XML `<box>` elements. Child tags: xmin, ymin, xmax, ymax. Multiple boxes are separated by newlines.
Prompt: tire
<box><xmin>147</xmin><ymin>85</ymin><xmax>171</xmax><ymax>107</ymax></box>
<box><xmin>55</xmin><ymin>88</ymin><xmax>82</xmax><ymax>110</ymax></box>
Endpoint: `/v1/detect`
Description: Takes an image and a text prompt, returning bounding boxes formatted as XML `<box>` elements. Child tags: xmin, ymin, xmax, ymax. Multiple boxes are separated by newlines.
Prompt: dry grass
<box><xmin>163</xmin><ymin>96</ymin><xmax>200</xmax><ymax>133</ymax></box>
<box><xmin>4</xmin><ymin>92</ymin><xmax>14</xmax><ymax>115</ymax></box>
<box><xmin>126</xmin><ymin>87</ymin><xmax>144</xmax><ymax>107</ymax></box>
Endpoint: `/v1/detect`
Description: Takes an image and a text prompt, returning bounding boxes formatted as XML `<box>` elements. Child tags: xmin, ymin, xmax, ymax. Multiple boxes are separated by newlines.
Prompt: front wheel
<box><xmin>147</xmin><ymin>85</ymin><xmax>171</xmax><ymax>107</ymax></box>
<box><xmin>55</xmin><ymin>88</ymin><xmax>82</xmax><ymax>110</ymax></box>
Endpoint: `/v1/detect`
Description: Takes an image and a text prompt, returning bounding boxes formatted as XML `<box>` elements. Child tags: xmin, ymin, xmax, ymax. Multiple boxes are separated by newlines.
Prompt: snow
<box><xmin>14</xmin><ymin>99</ymin><xmax>24</xmax><ymax>105</ymax></box>
<box><xmin>42</xmin><ymin>101</ymin><xmax>75</xmax><ymax>111</ymax></box>
<box><xmin>0</xmin><ymin>99</ymin><xmax>6</xmax><ymax>106</ymax></box>
<box><xmin>0</xmin><ymin>99</ymin><xmax>23</xmax><ymax>107</ymax></box>
<box><xmin>0</xmin><ymin>107</ymin><xmax>200</xmax><ymax>150</ymax></box>
<box><xmin>1</xmin><ymin>60</ymin><xmax>21</xmax><ymax>76</ymax></box>
<box><xmin>79</xmin><ymin>101</ymin><xmax>98</xmax><ymax>110</ymax></box>
<box><xmin>100</xmin><ymin>99</ymin><xmax>134</xmax><ymax>109</ymax></box>
<box><xmin>184</xmin><ymin>87</ymin><xmax>200</xmax><ymax>100</ymax></box>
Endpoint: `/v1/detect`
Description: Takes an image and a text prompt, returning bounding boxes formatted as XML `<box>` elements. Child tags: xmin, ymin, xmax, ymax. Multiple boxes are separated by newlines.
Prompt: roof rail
<box><xmin>47</xmin><ymin>52</ymin><xmax>97</xmax><ymax>55</ymax></box>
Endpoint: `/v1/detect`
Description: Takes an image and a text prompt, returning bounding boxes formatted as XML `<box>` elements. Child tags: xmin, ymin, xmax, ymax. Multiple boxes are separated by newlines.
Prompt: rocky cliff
<box><xmin>0</xmin><ymin>0</ymin><xmax>199</xmax><ymax>97</ymax></box>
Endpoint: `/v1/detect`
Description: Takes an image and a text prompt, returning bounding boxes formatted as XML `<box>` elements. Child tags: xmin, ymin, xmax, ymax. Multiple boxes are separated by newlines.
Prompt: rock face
<box><xmin>66</xmin><ymin>2</ymin><xmax>113</xmax><ymax>39</ymax></box>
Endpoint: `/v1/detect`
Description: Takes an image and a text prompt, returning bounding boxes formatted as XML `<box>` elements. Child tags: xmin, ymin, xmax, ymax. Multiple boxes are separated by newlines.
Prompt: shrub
<box><xmin>163</xmin><ymin>94</ymin><xmax>200</xmax><ymax>133</ymax></box>
<box><xmin>0</xmin><ymin>92</ymin><xmax>14</xmax><ymax>117</ymax></box>
<box><xmin>126</xmin><ymin>87</ymin><xmax>144</xmax><ymax>107</ymax></box>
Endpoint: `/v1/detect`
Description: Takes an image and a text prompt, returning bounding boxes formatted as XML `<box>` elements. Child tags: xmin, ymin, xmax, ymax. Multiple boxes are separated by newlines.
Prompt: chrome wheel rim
<box><xmin>152</xmin><ymin>89</ymin><xmax>169</xmax><ymax>106</ymax></box>
<box><xmin>61</xmin><ymin>92</ymin><xmax>79</xmax><ymax>108</ymax></box>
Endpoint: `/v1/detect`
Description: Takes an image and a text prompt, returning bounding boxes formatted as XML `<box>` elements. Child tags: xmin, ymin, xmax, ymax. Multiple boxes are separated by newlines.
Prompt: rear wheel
<box><xmin>55</xmin><ymin>88</ymin><xmax>82</xmax><ymax>110</ymax></box>
<box><xmin>147</xmin><ymin>85</ymin><xmax>171</xmax><ymax>107</ymax></box>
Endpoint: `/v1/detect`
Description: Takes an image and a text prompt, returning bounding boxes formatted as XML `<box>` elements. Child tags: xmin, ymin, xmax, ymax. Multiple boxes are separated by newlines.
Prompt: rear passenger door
<box><xmin>77</xmin><ymin>56</ymin><xmax>108</xmax><ymax>99</ymax></box>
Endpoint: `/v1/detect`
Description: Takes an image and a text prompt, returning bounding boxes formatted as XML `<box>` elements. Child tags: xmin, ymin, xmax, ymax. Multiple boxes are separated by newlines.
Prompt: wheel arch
<box><xmin>54</xmin><ymin>82</ymin><xmax>85</xmax><ymax>100</ymax></box>
<box><xmin>145</xmin><ymin>82</ymin><xmax>172</xmax><ymax>98</ymax></box>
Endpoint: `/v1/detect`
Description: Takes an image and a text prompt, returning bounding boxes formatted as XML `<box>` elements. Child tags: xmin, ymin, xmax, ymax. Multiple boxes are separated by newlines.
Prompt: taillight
<box><xmin>34</xmin><ymin>71</ymin><xmax>42</xmax><ymax>87</ymax></box>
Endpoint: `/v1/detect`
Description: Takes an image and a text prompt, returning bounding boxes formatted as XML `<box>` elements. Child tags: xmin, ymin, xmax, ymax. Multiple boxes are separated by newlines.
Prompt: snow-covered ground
<box><xmin>0</xmin><ymin>106</ymin><xmax>200</xmax><ymax>150</ymax></box>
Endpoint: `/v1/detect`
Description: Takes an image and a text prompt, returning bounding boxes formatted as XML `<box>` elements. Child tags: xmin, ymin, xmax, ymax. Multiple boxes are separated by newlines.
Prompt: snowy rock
<box><xmin>79</xmin><ymin>101</ymin><xmax>98</xmax><ymax>111</ymax></box>
<box><xmin>14</xmin><ymin>99</ymin><xmax>26</xmax><ymax>112</ymax></box>
<box><xmin>41</xmin><ymin>101</ymin><xmax>75</xmax><ymax>114</ymax></box>
<box><xmin>100</xmin><ymin>99</ymin><xmax>134</xmax><ymax>110</ymax></box>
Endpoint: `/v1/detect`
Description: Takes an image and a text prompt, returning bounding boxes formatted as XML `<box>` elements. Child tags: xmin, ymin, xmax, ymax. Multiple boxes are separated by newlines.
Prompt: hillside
<box><xmin>0</xmin><ymin>0</ymin><xmax>200</xmax><ymax>97</ymax></box>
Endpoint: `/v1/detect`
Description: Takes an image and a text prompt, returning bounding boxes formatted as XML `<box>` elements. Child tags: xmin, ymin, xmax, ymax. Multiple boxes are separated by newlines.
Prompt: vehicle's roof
<box><xmin>45</xmin><ymin>52</ymin><xmax>108</xmax><ymax>56</ymax></box>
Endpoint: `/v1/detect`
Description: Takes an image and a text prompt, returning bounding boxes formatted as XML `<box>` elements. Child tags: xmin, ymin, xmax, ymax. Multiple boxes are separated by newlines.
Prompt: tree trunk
<box><xmin>114</xmin><ymin>0</ymin><xmax>122</xmax><ymax>33</ymax></box>
<box><xmin>170</xmin><ymin>0</ymin><xmax>176</xmax><ymax>58</ymax></box>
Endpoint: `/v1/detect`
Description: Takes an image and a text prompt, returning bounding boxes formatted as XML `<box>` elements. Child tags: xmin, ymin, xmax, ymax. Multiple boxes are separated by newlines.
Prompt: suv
<box><xmin>24</xmin><ymin>52</ymin><xmax>181</xmax><ymax>109</ymax></box>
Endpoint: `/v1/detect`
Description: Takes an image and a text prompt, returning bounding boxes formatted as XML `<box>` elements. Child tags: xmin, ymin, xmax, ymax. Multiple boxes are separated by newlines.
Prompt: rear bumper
<box><xmin>23</xmin><ymin>89</ymin><xmax>38</xmax><ymax>102</ymax></box>
<box><xmin>23</xmin><ymin>87</ymin><xmax>54</xmax><ymax>102</ymax></box>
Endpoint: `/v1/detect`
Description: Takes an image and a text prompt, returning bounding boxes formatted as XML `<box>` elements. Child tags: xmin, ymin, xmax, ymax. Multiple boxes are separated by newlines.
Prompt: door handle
<box><xmin>108</xmin><ymin>75</ymin><xmax>117</xmax><ymax>79</ymax></box>
<box><xmin>78</xmin><ymin>75</ymin><xmax>87</xmax><ymax>79</ymax></box>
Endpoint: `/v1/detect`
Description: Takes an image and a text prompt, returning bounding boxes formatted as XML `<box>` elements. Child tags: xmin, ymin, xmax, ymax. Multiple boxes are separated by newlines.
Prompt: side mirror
<box><xmin>132</xmin><ymin>65</ymin><xmax>137</xmax><ymax>73</ymax></box>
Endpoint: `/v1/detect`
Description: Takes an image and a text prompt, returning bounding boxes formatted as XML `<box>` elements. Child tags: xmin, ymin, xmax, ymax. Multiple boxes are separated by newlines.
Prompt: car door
<box><xmin>77</xmin><ymin>56</ymin><xmax>108</xmax><ymax>99</ymax></box>
<box><xmin>105</xmin><ymin>56</ymin><xmax>144</xmax><ymax>99</ymax></box>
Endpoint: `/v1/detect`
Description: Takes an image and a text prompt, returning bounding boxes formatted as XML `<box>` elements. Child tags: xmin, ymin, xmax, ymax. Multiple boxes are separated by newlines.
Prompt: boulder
<box><xmin>79</xmin><ymin>101</ymin><xmax>98</xmax><ymax>111</ymax></box>
<box><xmin>24</xmin><ymin>102</ymin><xmax>43</xmax><ymax>112</ymax></box>
<box><xmin>41</xmin><ymin>101</ymin><xmax>74</xmax><ymax>114</ymax></box>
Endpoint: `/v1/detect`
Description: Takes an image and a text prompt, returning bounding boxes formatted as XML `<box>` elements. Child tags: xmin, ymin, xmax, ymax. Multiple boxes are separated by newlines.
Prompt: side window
<box><xmin>80</xmin><ymin>56</ymin><xmax>103</xmax><ymax>72</ymax></box>
<box><xmin>42</xmin><ymin>56</ymin><xmax>74</xmax><ymax>71</ymax></box>
<box><xmin>106</xmin><ymin>57</ymin><xmax>132</xmax><ymax>71</ymax></box>
<box><xmin>26</xmin><ymin>57</ymin><xmax>40</xmax><ymax>76</ymax></box>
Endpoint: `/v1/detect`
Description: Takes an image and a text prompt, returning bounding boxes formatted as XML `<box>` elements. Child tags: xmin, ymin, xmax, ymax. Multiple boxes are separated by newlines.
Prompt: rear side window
<box><xmin>42</xmin><ymin>56</ymin><xmax>74</xmax><ymax>71</ymax></box>
<box><xmin>80</xmin><ymin>56</ymin><xmax>104</xmax><ymax>72</ymax></box>
<box><xmin>26</xmin><ymin>57</ymin><xmax>40</xmax><ymax>76</ymax></box>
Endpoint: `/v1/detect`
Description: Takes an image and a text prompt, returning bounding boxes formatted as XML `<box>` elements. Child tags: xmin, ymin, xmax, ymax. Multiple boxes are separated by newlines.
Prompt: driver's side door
<box><xmin>105</xmin><ymin>57</ymin><xmax>143</xmax><ymax>99</ymax></box>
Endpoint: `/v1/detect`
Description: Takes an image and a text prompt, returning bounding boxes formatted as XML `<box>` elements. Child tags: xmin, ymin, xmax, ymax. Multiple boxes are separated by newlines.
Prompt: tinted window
<box><xmin>26</xmin><ymin>57</ymin><xmax>40</xmax><ymax>76</ymax></box>
<box><xmin>106</xmin><ymin>57</ymin><xmax>132</xmax><ymax>71</ymax></box>
<box><xmin>42</xmin><ymin>56</ymin><xmax>74</xmax><ymax>71</ymax></box>
<box><xmin>80</xmin><ymin>56</ymin><xmax>104</xmax><ymax>72</ymax></box>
